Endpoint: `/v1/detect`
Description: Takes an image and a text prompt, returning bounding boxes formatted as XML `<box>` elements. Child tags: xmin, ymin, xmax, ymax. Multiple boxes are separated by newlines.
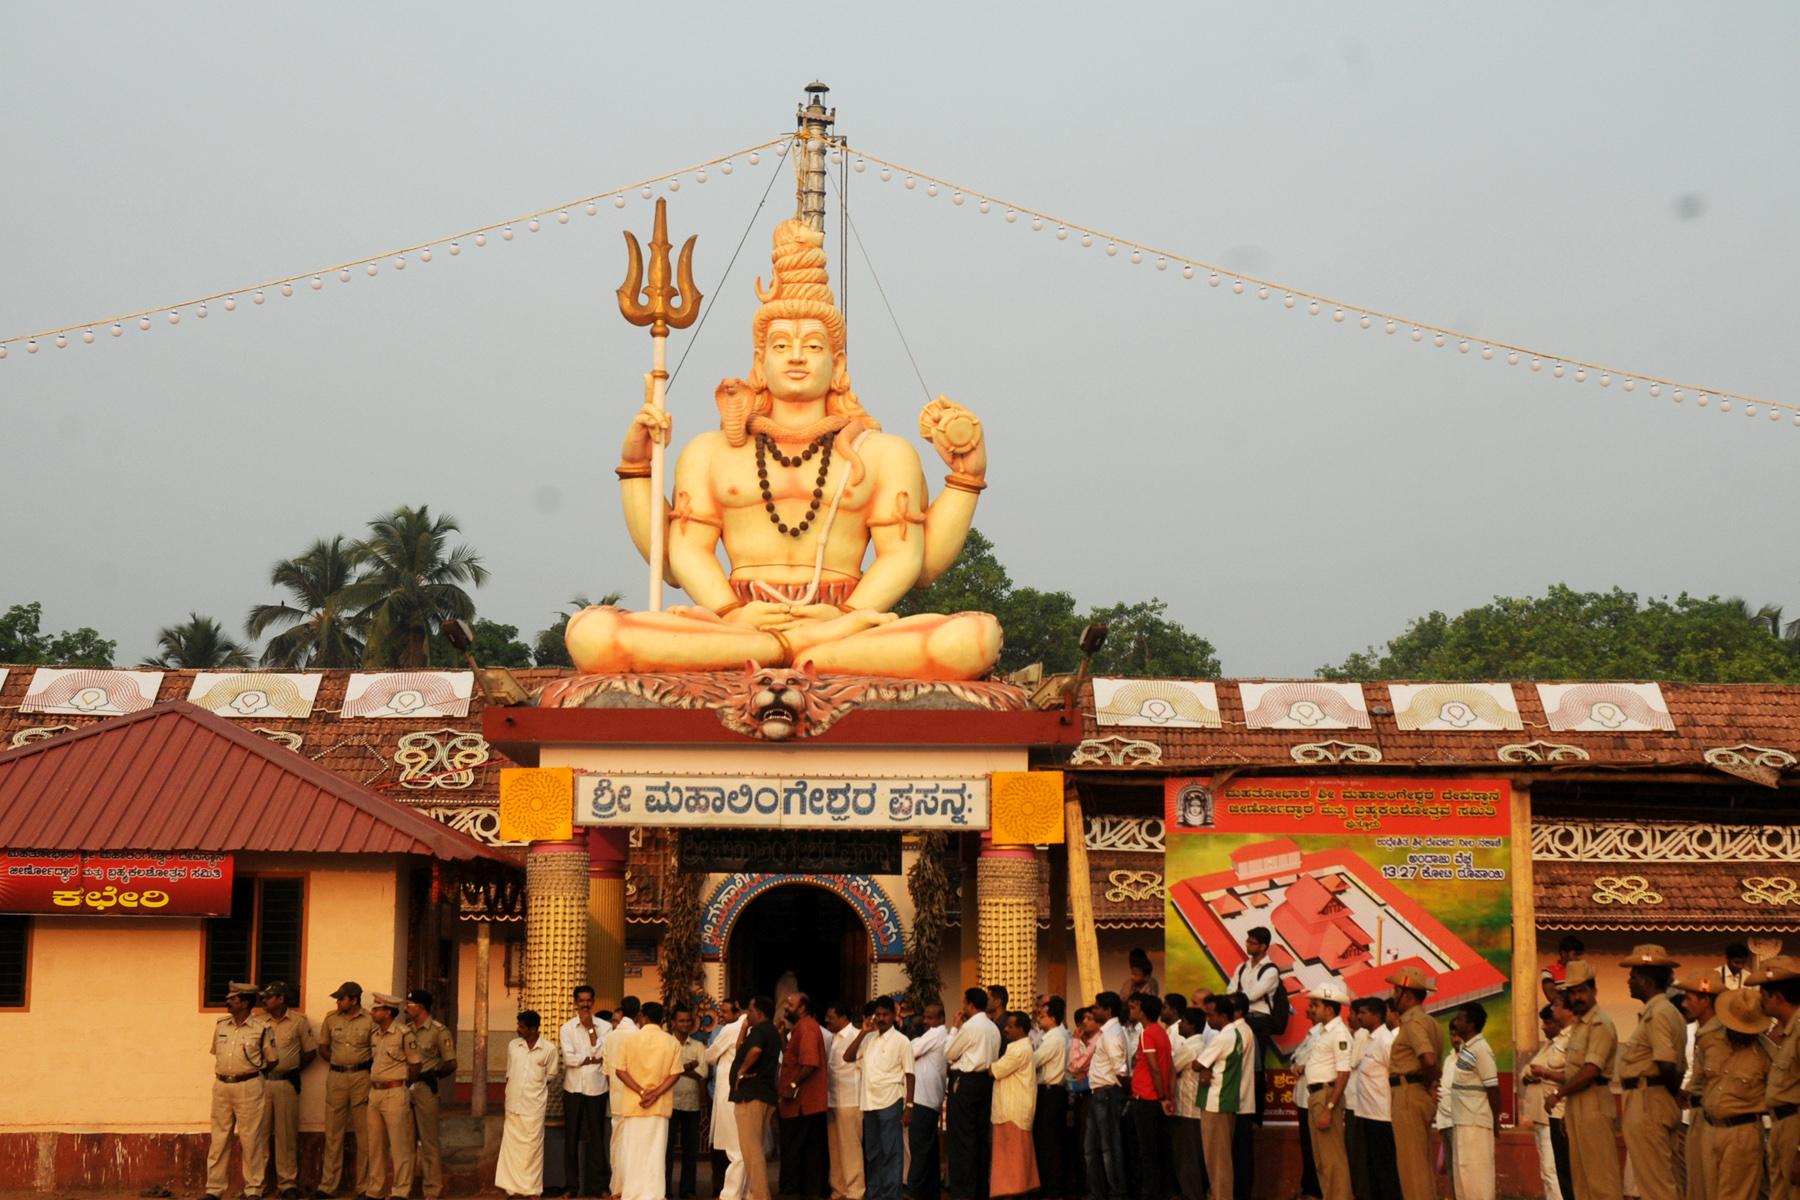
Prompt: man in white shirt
<box><xmin>944</xmin><ymin>987</ymin><xmax>1001</xmax><ymax>1200</ymax></box>
<box><xmin>824</xmin><ymin>1003</ymin><xmax>865</xmax><ymax>1200</ymax></box>
<box><xmin>706</xmin><ymin>997</ymin><xmax>749</xmax><ymax>1200</ymax></box>
<box><xmin>1170</xmin><ymin>1007</ymin><xmax>1208</xmax><ymax>1200</ymax></box>
<box><xmin>848</xmin><ymin>997</ymin><xmax>915</xmax><ymax>1200</ymax></box>
<box><xmin>560</xmin><ymin>986</ymin><xmax>612</xmax><ymax>1199</ymax></box>
<box><xmin>1195</xmin><ymin>995</ymin><xmax>1248</xmax><ymax>1200</ymax></box>
<box><xmin>1225</xmin><ymin>927</ymin><xmax>1281</xmax><ymax>1121</ymax></box>
<box><xmin>496</xmin><ymin>1011</ymin><xmax>561</xmax><ymax>1198</ymax></box>
<box><xmin>1302</xmin><ymin>981</ymin><xmax>1355</xmax><ymax>1200</ymax></box>
<box><xmin>1032</xmin><ymin>998</ymin><xmax>1070</xmax><ymax>1200</ymax></box>
<box><xmin>1081</xmin><ymin>992</ymin><xmax>1129</xmax><ymax>1200</ymax></box>
<box><xmin>1446</xmin><ymin>1004</ymin><xmax>1499</xmax><ymax>1200</ymax></box>
<box><xmin>1227</xmin><ymin>995</ymin><xmax>1259</xmax><ymax>1200</ymax></box>
<box><xmin>603</xmin><ymin>996</ymin><xmax>641</xmax><ymax>1197</ymax></box>
<box><xmin>907</xmin><ymin>1004</ymin><xmax>948</xmax><ymax>1200</ymax></box>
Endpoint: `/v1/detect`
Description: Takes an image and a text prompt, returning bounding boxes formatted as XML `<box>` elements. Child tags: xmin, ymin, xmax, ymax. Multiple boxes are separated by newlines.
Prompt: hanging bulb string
<box><xmin>0</xmin><ymin>135</ymin><xmax>790</xmax><ymax>350</ymax></box>
<box><xmin>844</xmin><ymin>143</ymin><xmax>1794</xmax><ymax>419</ymax></box>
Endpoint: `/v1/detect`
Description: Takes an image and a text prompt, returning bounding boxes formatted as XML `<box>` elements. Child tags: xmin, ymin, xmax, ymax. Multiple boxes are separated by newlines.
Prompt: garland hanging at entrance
<box><xmin>905</xmin><ymin>831</ymin><xmax>949</xmax><ymax>1010</ymax></box>
<box><xmin>661</xmin><ymin>830</ymin><xmax>705</xmax><ymax>1007</ymax></box>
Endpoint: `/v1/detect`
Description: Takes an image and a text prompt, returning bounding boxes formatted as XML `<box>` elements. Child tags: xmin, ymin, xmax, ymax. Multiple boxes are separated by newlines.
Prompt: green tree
<box><xmin>430</xmin><ymin>618</ymin><xmax>535</xmax><ymax>668</ymax></box>
<box><xmin>339</xmin><ymin>506</ymin><xmax>489</xmax><ymax>668</ymax></box>
<box><xmin>898</xmin><ymin>529</ymin><xmax>1216</xmax><ymax>676</ymax></box>
<box><xmin>533</xmin><ymin>594</ymin><xmax>623</xmax><ymax>667</ymax></box>
<box><xmin>1088</xmin><ymin>598</ymin><xmax>1222</xmax><ymax>677</ymax></box>
<box><xmin>142</xmin><ymin>613</ymin><xmax>254</xmax><ymax>668</ymax></box>
<box><xmin>246</xmin><ymin>536</ymin><xmax>364</xmax><ymax>668</ymax></box>
<box><xmin>0</xmin><ymin>602</ymin><xmax>116</xmax><ymax>666</ymax></box>
<box><xmin>1321</xmin><ymin>585</ymin><xmax>1800</xmax><ymax>683</ymax></box>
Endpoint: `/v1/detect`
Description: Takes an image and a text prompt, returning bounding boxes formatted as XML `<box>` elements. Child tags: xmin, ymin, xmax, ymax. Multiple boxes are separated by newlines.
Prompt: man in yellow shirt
<box><xmin>614</xmin><ymin>1001</ymin><xmax>682</xmax><ymax>1200</ymax></box>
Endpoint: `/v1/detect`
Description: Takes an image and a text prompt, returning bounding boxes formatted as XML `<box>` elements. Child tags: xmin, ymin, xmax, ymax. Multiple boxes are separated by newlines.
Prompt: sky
<box><xmin>3</xmin><ymin>3</ymin><xmax>1796</xmax><ymax>677</ymax></box>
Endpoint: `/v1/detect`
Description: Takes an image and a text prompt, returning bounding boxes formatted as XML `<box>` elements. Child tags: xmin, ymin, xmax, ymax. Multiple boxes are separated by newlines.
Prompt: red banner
<box><xmin>0</xmin><ymin>851</ymin><xmax>234</xmax><ymax>915</ymax></box>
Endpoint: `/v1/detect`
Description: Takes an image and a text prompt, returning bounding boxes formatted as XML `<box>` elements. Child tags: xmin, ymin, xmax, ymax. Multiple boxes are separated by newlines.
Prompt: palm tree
<box><xmin>247</xmin><ymin>536</ymin><xmax>365</xmax><ymax>668</ymax></box>
<box><xmin>143</xmin><ymin>614</ymin><xmax>255</xmax><ymax>668</ymax></box>
<box><xmin>339</xmin><ymin>505</ymin><xmax>489</xmax><ymax>668</ymax></box>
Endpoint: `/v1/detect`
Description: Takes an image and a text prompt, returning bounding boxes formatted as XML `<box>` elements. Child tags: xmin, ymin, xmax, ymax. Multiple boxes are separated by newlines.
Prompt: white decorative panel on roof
<box><xmin>341</xmin><ymin>671</ymin><xmax>474</xmax><ymax>718</ymax></box>
<box><xmin>21</xmin><ymin>668</ymin><xmax>163</xmax><ymax>716</ymax></box>
<box><xmin>1537</xmin><ymin>682</ymin><xmax>1674</xmax><ymax>732</ymax></box>
<box><xmin>1388</xmin><ymin>683</ymin><xmax>1522</xmax><ymax>731</ymax></box>
<box><xmin>1238</xmin><ymin>681</ymin><xmax>1370</xmax><ymax>730</ymax></box>
<box><xmin>1094</xmin><ymin>678</ymin><xmax>1221</xmax><ymax>728</ymax></box>
<box><xmin>187</xmin><ymin>672</ymin><xmax>322</xmax><ymax>719</ymax></box>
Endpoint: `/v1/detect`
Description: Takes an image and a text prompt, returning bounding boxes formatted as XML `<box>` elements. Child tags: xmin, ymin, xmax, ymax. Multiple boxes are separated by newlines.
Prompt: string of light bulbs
<box><xmin>838</xmin><ymin>143</ymin><xmax>1799</xmax><ymax>428</ymax></box>
<box><xmin>0</xmin><ymin>135</ymin><xmax>790</xmax><ymax>358</ymax></box>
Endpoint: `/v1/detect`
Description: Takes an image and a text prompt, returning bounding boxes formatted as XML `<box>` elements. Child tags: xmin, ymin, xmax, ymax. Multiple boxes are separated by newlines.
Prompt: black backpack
<box><xmin>1261</xmin><ymin>962</ymin><xmax>1290</xmax><ymax>1030</ymax></box>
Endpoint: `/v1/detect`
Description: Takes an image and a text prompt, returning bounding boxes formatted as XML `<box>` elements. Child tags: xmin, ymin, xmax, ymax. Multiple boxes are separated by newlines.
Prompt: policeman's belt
<box><xmin>1388</xmin><ymin>1072</ymin><xmax>1428</xmax><ymax>1087</ymax></box>
<box><xmin>1620</xmin><ymin>1077</ymin><xmax>1651</xmax><ymax>1090</ymax></box>
<box><xmin>1705</xmin><ymin>1111</ymin><xmax>1763</xmax><ymax>1127</ymax></box>
<box><xmin>419</xmin><ymin>1076</ymin><xmax>439</xmax><ymax>1095</ymax></box>
<box><xmin>330</xmin><ymin>1062</ymin><xmax>372</xmax><ymax>1072</ymax></box>
<box><xmin>217</xmin><ymin>1071</ymin><xmax>261</xmax><ymax>1083</ymax></box>
<box><xmin>371</xmin><ymin>1080</ymin><xmax>407</xmax><ymax>1090</ymax></box>
<box><xmin>276</xmin><ymin>1069</ymin><xmax>302</xmax><ymax>1088</ymax></box>
<box><xmin>1773</xmin><ymin>1102</ymin><xmax>1800</xmax><ymax>1121</ymax></box>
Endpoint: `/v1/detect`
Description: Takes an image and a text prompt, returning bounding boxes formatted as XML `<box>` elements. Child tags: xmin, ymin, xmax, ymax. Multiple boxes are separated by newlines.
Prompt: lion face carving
<box><xmin>735</xmin><ymin>660</ymin><xmax>817</xmax><ymax>741</ymax></box>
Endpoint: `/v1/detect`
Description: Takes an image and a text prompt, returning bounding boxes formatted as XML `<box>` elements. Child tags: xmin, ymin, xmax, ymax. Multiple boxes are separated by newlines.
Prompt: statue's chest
<box><xmin>714</xmin><ymin>446</ymin><xmax>875</xmax><ymax>513</ymax></box>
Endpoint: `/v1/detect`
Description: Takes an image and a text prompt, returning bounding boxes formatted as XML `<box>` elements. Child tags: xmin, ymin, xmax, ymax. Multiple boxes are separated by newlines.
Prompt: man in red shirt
<box><xmin>778</xmin><ymin>991</ymin><xmax>829</xmax><ymax>1199</ymax></box>
<box><xmin>1127</xmin><ymin>994</ymin><xmax>1174</xmax><ymax>1200</ymax></box>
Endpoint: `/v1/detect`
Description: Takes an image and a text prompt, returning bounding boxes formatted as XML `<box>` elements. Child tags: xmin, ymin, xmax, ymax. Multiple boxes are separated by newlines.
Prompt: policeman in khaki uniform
<box><xmin>1616</xmin><ymin>945</ymin><xmax>1686</xmax><ymax>1200</ymax></box>
<box><xmin>1753</xmin><ymin>956</ymin><xmax>1800</xmax><ymax>1199</ymax></box>
<box><xmin>1385</xmin><ymin>964</ymin><xmax>1442</xmax><ymax>1200</ymax></box>
<box><xmin>403</xmin><ymin>989</ymin><xmax>459</xmax><ymax>1200</ymax></box>
<box><xmin>1702</xmin><ymin>985</ymin><xmax>1770</xmax><ymax>1200</ymax></box>
<box><xmin>1301</xmin><ymin>979</ymin><xmax>1355</xmax><ymax>1200</ymax></box>
<box><xmin>318</xmin><ymin>981</ymin><xmax>376</xmax><ymax>1199</ymax></box>
<box><xmin>259</xmin><ymin>981</ymin><xmax>317</xmax><ymax>1200</ymax></box>
<box><xmin>366</xmin><ymin>993</ymin><xmax>423</xmax><ymax>1200</ymax></box>
<box><xmin>1548</xmin><ymin>960</ymin><xmax>1621</xmax><ymax>1200</ymax></box>
<box><xmin>208</xmin><ymin>982</ymin><xmax>278</xmax><ymax>1200</ymax></box>
<box><xmin>1674</xmin><ymin>968</ymin><xmax>1726</xmax><ymax>1200</ymax></box>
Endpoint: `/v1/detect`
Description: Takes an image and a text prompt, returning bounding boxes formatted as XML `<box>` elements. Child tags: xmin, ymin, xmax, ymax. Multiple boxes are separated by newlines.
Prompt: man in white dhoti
<box><xmin>614</xmin><ymin>1002</ymin><xmax>682</xmax><ymax>1200</ymax></box>
<box><xmin>497</xmin><ymin>1011</ymin><xmax>561</xmax><ymax>1198</ymax></box>
<box><xmin>604</xmin><ymin>997</ymin><xmax>642</xmax><ymax>1198</ymax></box>
<box><xmin>707</xmin><ymin>997</ymin><xmax>750</xmax><ymax>1200</ymax></box>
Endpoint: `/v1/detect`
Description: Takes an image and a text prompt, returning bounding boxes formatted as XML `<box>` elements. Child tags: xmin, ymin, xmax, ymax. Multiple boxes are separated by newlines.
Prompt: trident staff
<box><xmin>617</xmin><ymin>197</ymin><xmax>700</xmax><ymax>611</ymax></box>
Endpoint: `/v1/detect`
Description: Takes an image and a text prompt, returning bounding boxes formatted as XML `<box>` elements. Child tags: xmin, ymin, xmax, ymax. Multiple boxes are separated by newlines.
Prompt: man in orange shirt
<box><xmin>780</xmin><ymin>992</ymin><xmax>830</xmax><ymax>1199</ymax></box>
<box><xmin>614</xmin><ymin>1002</ymin><xmax>682</xmax><ymax>1200</ymax></box>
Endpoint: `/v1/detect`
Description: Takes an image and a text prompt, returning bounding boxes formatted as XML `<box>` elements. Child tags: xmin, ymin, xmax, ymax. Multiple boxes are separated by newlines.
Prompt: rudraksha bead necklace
<box><xmin>756</xmin><ymin>432</ymin><xmax>833</xmax><ymax>538</ymax></box>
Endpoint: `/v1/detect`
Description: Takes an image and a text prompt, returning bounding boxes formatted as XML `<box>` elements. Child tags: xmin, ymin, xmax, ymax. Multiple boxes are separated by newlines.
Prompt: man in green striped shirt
<box><xmin>1195</xmin><ymin>996</ymin><xmax>1251</xmax><ymax>1200</ymax></box>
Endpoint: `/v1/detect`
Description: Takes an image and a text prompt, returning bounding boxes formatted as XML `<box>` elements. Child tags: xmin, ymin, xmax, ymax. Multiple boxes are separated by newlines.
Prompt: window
<box><xmin>203</xmin><ymin>876</ymin><xmax>304</xmax><ymax>1007</ymax></box>
<box><xmin>0</xmin><ymin>917</ymin><xmax>27</xmax><ymax>1008</ymax></box>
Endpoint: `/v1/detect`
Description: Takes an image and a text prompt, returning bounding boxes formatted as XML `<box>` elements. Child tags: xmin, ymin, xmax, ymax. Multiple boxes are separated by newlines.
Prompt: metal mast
<box><xmin>794</xmin><ymin>81</ymin><xmax>836</xmax><ymax>232</ymax></box>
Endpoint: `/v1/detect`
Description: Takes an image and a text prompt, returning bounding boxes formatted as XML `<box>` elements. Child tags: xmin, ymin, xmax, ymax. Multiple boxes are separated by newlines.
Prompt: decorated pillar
<box><xmin>525</xmin><ymin>839</ymin><xmax>589</xmax><ymax>1119</ymax></box>
<box><xmin>977</xmin><ymin>839</ymin><xmax>1040</xmax><ymax>1005</ymax></box>
<box><xmin>588</xmin><ymin>827</ymin><xmax>630</xmax><ymax>1005</ymax></box>
<box><xmin>979</xmin><ymin>771</ymin><xmax>1065</xmax><ymax>1007</ymax></box>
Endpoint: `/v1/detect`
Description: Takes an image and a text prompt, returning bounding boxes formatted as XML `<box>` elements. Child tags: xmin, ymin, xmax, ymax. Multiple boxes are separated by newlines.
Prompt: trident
<box><xmin>617</xmin><ymin>197</ymin><xmax>700</xmax><ymax>611</ymax></box>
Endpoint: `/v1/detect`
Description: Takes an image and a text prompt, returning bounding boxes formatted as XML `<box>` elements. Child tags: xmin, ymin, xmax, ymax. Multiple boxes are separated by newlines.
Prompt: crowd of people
<box><xmin>205</xmin><ymin>933</ymin><xmax>1800</xmax><ymax>1200</ymax></box>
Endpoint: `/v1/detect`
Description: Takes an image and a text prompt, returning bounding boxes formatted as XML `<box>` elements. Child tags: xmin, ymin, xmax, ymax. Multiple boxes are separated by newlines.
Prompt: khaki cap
<box><xmin>1718</xmin><ymin>986</ymin><xmax>1768</xmax><ymax>1036</ymax></box>
<box><xmin>226</xmin><ymin>980</ymin><xmax>259</xmax><ymax>998</ymax></box>
<box><xmin>1754</xmin><ymin>956</ymin><xmax>1800</xmax><ymax>985</ymax></box>
<box><xmin>1559</xmin><ymin>961</ymin><xmax>1598</xmax><ymax>989</ymax></box>
<box><xmin>1619</xmin><ymin>944</ymin><xmax>1680</xmax><ymax>969</ymax></box>
<box><xmin>330</xmin><ymin>980</ymin><xmax>363</xmax><ymax>999</ymax></box>
<box><xmin>1673</xmin><ymin>968</ymin><xmax>1722</xmax><ymax>996</ymax></box>
<box><xmin>1385</xmin><ymin>965</ymin><xmax>1436</xmax><ymax>992</ymax></box>
<box><xmin>370</xmin><ymin>992</ymin><xmax>404</xmax><ymax>1011</ymax></box>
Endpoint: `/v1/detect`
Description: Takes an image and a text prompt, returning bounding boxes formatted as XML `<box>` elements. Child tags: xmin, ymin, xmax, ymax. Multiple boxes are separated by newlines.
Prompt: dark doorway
<box><xmin>727</xmin><ymin>884</ymin><xmax>872</xmax><ymax>1013</ymax></box>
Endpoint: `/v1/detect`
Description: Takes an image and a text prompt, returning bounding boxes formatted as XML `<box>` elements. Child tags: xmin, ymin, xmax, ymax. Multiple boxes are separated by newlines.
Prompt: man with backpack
<box><xmin>1225</xmin><ymin>928</ymin><xmax>1286</xmax><ymax>1121</ymax></box>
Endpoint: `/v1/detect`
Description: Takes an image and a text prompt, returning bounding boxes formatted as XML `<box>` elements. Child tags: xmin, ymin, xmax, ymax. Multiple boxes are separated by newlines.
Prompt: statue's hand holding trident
<box><xmin>616</xmin><ymin>197</ymin><xmax>701</xmax><ymax>611</ymax></box>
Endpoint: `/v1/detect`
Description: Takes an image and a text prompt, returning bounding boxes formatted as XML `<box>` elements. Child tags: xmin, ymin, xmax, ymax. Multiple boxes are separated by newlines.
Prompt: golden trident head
<box><xmin>617</xmin><ymin>197</ymin><xmax>701</xmax><ymax>336</ymax></box>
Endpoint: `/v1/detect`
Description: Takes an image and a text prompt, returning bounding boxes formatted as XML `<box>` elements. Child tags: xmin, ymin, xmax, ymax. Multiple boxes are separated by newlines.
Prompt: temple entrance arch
<box><xmin>703</xmin><ymin>872</ymin><xmax>907</xmax><ymax>1012</ymax></box>
<box><xmin>728</xmin><ymin>884</ymin><xmax>869</xmax><ymax>1013</ymax></box>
